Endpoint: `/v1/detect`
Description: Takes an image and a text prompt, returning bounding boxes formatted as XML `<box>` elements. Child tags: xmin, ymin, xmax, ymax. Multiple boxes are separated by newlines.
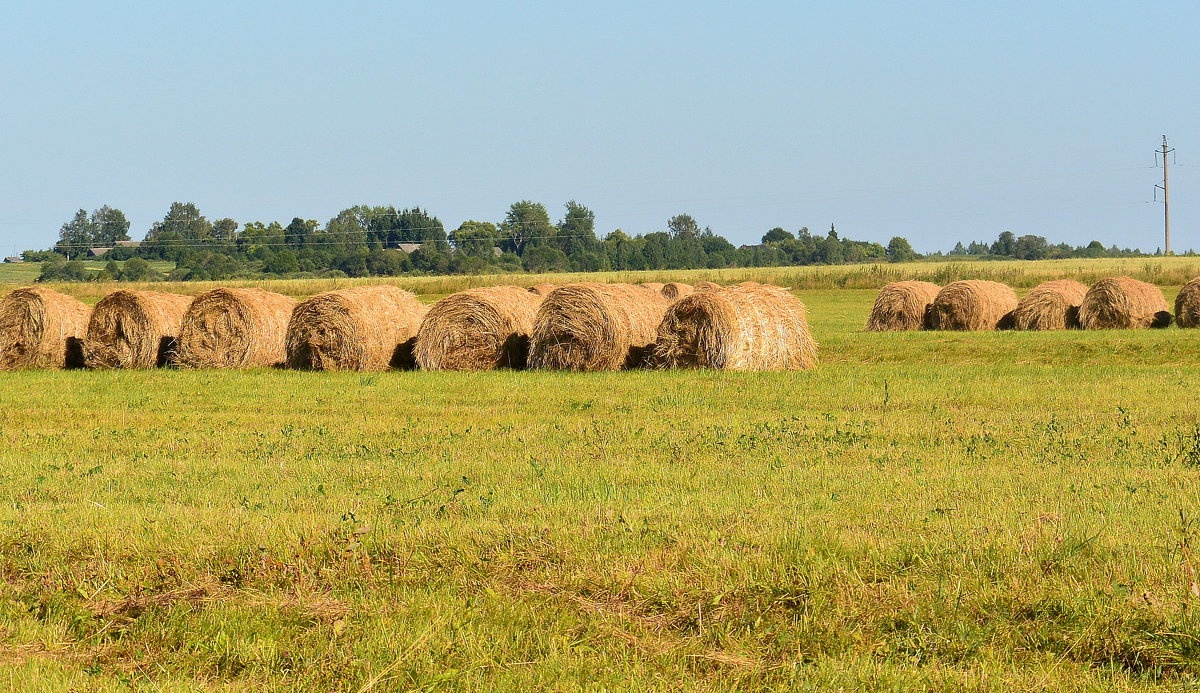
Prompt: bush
<box><xmin>523</xmin><ymin>246</ymin><xmax>569</xmax><ymax>273</ymax></box>
<box><xmin>120</xmin><ymin>257</ymin><xmax>161</xmax><ymax>281</ymax></box>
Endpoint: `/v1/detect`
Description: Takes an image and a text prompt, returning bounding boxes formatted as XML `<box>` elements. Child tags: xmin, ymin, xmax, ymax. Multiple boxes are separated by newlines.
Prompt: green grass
<box><xmin>0</xmin><ymin>260</ymin><xmax>175</xmax><ymax>287</ymax></box>
<box><xmin>3</xmin><ymin>264</ymin><xmax>1200</xmax><ymax>690</ymax></box>
<box><xmin>0</xmin><ymin>262</ymin><xmax>43</xmax><ymax>284</ymax></box>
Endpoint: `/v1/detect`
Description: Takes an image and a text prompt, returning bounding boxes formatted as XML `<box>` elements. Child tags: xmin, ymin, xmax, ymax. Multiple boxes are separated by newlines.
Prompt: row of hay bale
<box><xmin>866</xmin><ymin>276</ymin><xmax>1192</xmax><ymax>331</ymax></box>
<box><xmin>0</xmin><ymin>279</ymin><xmax>816</xmax><ymax>372</ymax></box>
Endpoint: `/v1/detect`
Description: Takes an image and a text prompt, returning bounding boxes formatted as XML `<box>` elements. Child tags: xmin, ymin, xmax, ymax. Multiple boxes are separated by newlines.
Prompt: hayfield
<box><xmin>2</xmin><ymin>261</ymin><xmax>1200</xmax><ymax>690</ymax></box>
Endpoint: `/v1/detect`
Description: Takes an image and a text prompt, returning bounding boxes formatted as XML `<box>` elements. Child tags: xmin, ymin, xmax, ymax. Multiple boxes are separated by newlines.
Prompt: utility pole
<box><xmin>1155</xmin><ymin>135</ymin><xmax>1174</xmax><ymax>255</ymax></box>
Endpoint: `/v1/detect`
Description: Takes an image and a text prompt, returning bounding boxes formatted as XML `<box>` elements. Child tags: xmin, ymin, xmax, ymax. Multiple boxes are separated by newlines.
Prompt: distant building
<box><xmin>3</xmin><ymin>256</ymin><xmax>23</xmax><ymax>263</ymax></box>
<box><xmin>114</xmin><ymin>240</ymin><xmax>141</xmax><ymax>247</ymax></box>
<box><xmin>88</xmin><ymin>247</ymin><xmax>111</xmax><ymax>258</ymax></box>
<box><xmin>392</xmin><ymin>243</ymin><xmax>422</xmax><ymax>253</ymax></box>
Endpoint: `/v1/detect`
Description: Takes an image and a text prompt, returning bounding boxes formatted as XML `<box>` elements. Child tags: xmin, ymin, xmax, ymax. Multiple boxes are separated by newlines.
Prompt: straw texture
<box><xmin>174</xmin><ymin>288</ymin><xmax>297</xmax><ymax>368</ymax></box>
<box><xmin>652</xmin><ymin>282</ymin><xmax>816</xmax><ymax>370</ymax></box>
<box><xmin>529</xmin><ymin>283</ymin><xmax>671</xmax><ymax>371</ymax></box>
<box><xmin>0</xmin><ymin>287</ymin><xmax>90</xmax><ymax>370</ymax></box>
<box><xmin>414</xmin><ymin>286</ymin><xmax>543</xmax><ymax>370</ymax></box>
<box><xmin>286</xmin><ymin>286</ymin><xmax>428</xmax><ymax>371</ymax></box>
<box><xmin>84</xmin><ymin>290</ymin><xmax>192</xmax><ymax>369</ymax></box>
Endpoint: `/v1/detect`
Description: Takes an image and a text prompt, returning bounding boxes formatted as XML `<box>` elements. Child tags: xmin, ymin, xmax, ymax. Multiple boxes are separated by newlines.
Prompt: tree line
<box><xmin>26</xmin><ymin>201</ymin><xmax>1173</xmax><ymax>283</ymax></box>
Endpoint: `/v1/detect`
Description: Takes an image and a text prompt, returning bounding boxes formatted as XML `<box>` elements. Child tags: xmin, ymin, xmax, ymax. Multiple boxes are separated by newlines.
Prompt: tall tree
<box><xmin>667</xmin><ymin>213</ymin><xmax>700</xmax><ymax>239</ymax></box>
<box><xmin>990</xmin><ymin>231</ymin><xmax>1016</xmax><ymax>256</ymax></box>
<box><xmin>212</xmin><ymin>218</ymin><xmax>239</xmax><ymax>242</ymax></box>
<box><xmin>886</xmin><ymin>236</ymin><xmax>917</xmax><ymax>263</ymax></box>
<box><xmin>451</xmin><ymin>220</ymin><xmax>503</xmax><ymax>258</ymax></box>
<box><xmin>54</xmin><ymin>209</ymin><xmax>95</xmax><ymax>258</ymax></box>
<box><xmin>147</xmin><ymin>202</ymin><xmax>212</xmax><ymax>241</ymax></box>
<box><xmin>285</xmin><ymin>217</ymin><xmax>316</xmax><ymax>248</ymax></box>
<box><xmin>1012</xmin><ymin>234</ymin><xmax>1048</xmax><ymax>260</ymax></box>
<box><xmin>501</xmin><ymin>201</ymin><xmax>554</xmax><ymax>255</ymax></box>
<box><xmin>555</xmin><ymin>201</ymin><xmax>597</xmax><ymax>256</ymax></box>
<box><xmin>396</xmin><ymin>208</ymin><xmax>446</xmax><ymax>244</ymax></box>
<box><xmin>762</xmin><ymin>227</ymin><xmax>794</xmax><ymax>244</ymax></box>
<box><xmin>325</xmin><ymin>208</ymin><xmax>370</xmax><ymax>252</ymax></box>
<box><xmin>91</xmin><ymin>206</ymin><xmax>131</xmax><ymax>244</ymax></box>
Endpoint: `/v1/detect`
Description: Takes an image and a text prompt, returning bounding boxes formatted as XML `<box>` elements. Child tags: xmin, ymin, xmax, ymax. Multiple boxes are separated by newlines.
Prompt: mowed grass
<box><xmin>2</xmin><ymin>275</ymin><xmax>1200</xmax><ymax>689</ymax></box>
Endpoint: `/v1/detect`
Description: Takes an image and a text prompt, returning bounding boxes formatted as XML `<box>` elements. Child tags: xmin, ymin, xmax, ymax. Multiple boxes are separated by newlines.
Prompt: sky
<box><xmin>1</xmin><ymin>1</ymin><xmax>1197</xmax><ymax>255</ymax></box>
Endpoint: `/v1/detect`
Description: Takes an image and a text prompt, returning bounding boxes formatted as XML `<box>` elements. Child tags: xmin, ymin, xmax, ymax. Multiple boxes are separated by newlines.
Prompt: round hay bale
<box><xmin>1078</xmin><ymin>277</ymin><xmax>1171</xmax><ymax>329</ymax></box>
<box><xmin>927</xmin><ymin>280</ymin><xmax>1018</xmax><ymax>331</ymax></box>
<box><xmin>652</xmin><ymin>282</ymin><xmax>816</xmax><ymax>371</ymax></box>
<box><xmin>660</xmin><ymin>282</ymin><xmax>694</xmax><ymax>300</ymax></box>
<box><xmin>529</xmin><ymin>283</ymin><xmax>671</xmax><ymax>371</ymax></box>
<box><xmin>1175</xmin><ymin>277</ymin><xmax>1200</xmax><ymax>328</ymax></box>
<box><xmin>640</xmin><ymin>282</ymin><xmax>666</xmax><ymax>294</ymax></box>
<box><xmin>174</xmin><ymin>288</ymin><xmax>297</xmax><ymax>369</ymax></box>
<box><xmin>286</xmin><ymin>285</ymin><xmax>428</xmax><ymax>371</ymax></box>
<box><xmin>694</xmin><ymin>281</ymin><xmax>722</xmax><ymax>291</ymax></box>
<box><xmin>84</xmin><ymin>290</ymin><xmax>192</xmax><ymax>369</ymax></box>
<box><xmin>865</xmin><ymin>281</ymin><xmax>940</xmax><ymax>331</ymax></box>
<box><xmin>1009</xmin><ymin>279</ymin><xmax>1088</xmax><ymax>331</ymax></box>
<box><xmin>0</xmin><ymin>287</ymin><xmax>91</xmax><ymax>370</ymax></box>
<box><xmin>414</xmin><ymin>286</ymin><xmax>543</xmax><ymax>371</ymax></box>
<box><xmin>528</xmin><ymin>284</ymin><xmax>557</xmax><ymax>297</ymax></box>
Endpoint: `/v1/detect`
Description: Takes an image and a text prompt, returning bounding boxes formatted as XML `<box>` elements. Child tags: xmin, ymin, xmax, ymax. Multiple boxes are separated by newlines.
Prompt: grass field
<box><xmin>0</xmin><ymin>261</ymin><xmax>175</xmax><ymax>287</ymax></box>
<box><xmin>2</xmin><ymin>261</ymin><xmax>1200</xmax><ymax>690</ymax></box>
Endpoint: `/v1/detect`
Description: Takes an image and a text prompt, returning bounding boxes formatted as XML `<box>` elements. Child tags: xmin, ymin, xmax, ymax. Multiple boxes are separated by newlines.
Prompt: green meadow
<box><xmin>1</xmin><ymin>261</ymin><xmax>1200</xmax><ymax>690</ymax></box>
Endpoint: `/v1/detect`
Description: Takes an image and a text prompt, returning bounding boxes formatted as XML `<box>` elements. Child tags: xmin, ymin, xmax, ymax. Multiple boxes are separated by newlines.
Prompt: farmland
<box><xmin>2</xmin><ymin>260</ymin><xmax>1200</xmax><ymax>690</ymax></box>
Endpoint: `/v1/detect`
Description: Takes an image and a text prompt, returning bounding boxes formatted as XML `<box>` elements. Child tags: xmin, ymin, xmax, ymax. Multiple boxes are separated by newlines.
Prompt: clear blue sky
<box><xmin>1</xmin><ymin>1</ymin><xmax>1196</xmax><ymax>254</ymax></box>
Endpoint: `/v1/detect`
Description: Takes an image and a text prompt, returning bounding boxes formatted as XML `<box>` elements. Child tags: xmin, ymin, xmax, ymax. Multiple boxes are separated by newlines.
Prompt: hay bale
<box><xmin>660</xmin><ymin>282</ymin><xmax>694</xmax><ymax>299</ymax></box>
<box><xmin>652</xmin><ymin>282</ymin><xmax>816</xmax><ymax>371</ymax></box>
<box><xmin>0</xmin><ymin>287</ymin><xmax>91</xmax><ymax>370</ymax></box>
<box><xmin>286</xmin><ymin>285</ymin><xmax>428</xmax><ymax>371</ymax></box>
<box><xmin>529</xmin><ymin>283</ymin><xmax>671</xmax><ymax>371</ymax></box>
<box><xmin>414</xmin><ymin>286</ymin><xmax>543</xmax><ymax>371</ymax></box>
<box><xmin>927</xmin><ymin>280</ymin><xmax>1018</xmax><ymax>331</ymax></box>
<box><xmin>174</xmin><ymin>288</ymin><xmax>297</xmax><ymax>368</ymax></box>
<box><xmin>865</xmin><ymin>281</ymin><xmax>940</xmax><ymax>331</ymax></box>
<box><xmin>694</xmin><ymin>281</ymin><xmax>722</xmax><ymax>291</ymax></box>
<box><xmin>1175</xmin><ymin>277</ymin><xmax>1200</xmax><ymax>328</ymax></box>
<box><xmin>640</xmin><ymin>282</ymin><xmax>666</xmax><ymax>294</ymax></box>
<box><xmin>1009</xmin><ymin>280</ymin><xmax>1088</xmax><ymax>331</ymax></box>
<box><xmin>84</xmin><ymin>290</ymin><xmax>192</xmax><ymax>369</ymax></box>
<box><xmin>529</xmin><ymin>284</ymin><xmax>558</xmax><ymax>297</ymax></box>
<box><xmin>1078</xmin><ymin>277</ymin><xmax>1171</xmax><ymax>329</ymax></box>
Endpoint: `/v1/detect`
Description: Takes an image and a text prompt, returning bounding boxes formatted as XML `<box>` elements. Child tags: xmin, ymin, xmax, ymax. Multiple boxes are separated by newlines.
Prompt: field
<box><xmin>2</xmin><ymin>261</ymin><xmax>1200</xmax><ymax>690</ymax></box>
